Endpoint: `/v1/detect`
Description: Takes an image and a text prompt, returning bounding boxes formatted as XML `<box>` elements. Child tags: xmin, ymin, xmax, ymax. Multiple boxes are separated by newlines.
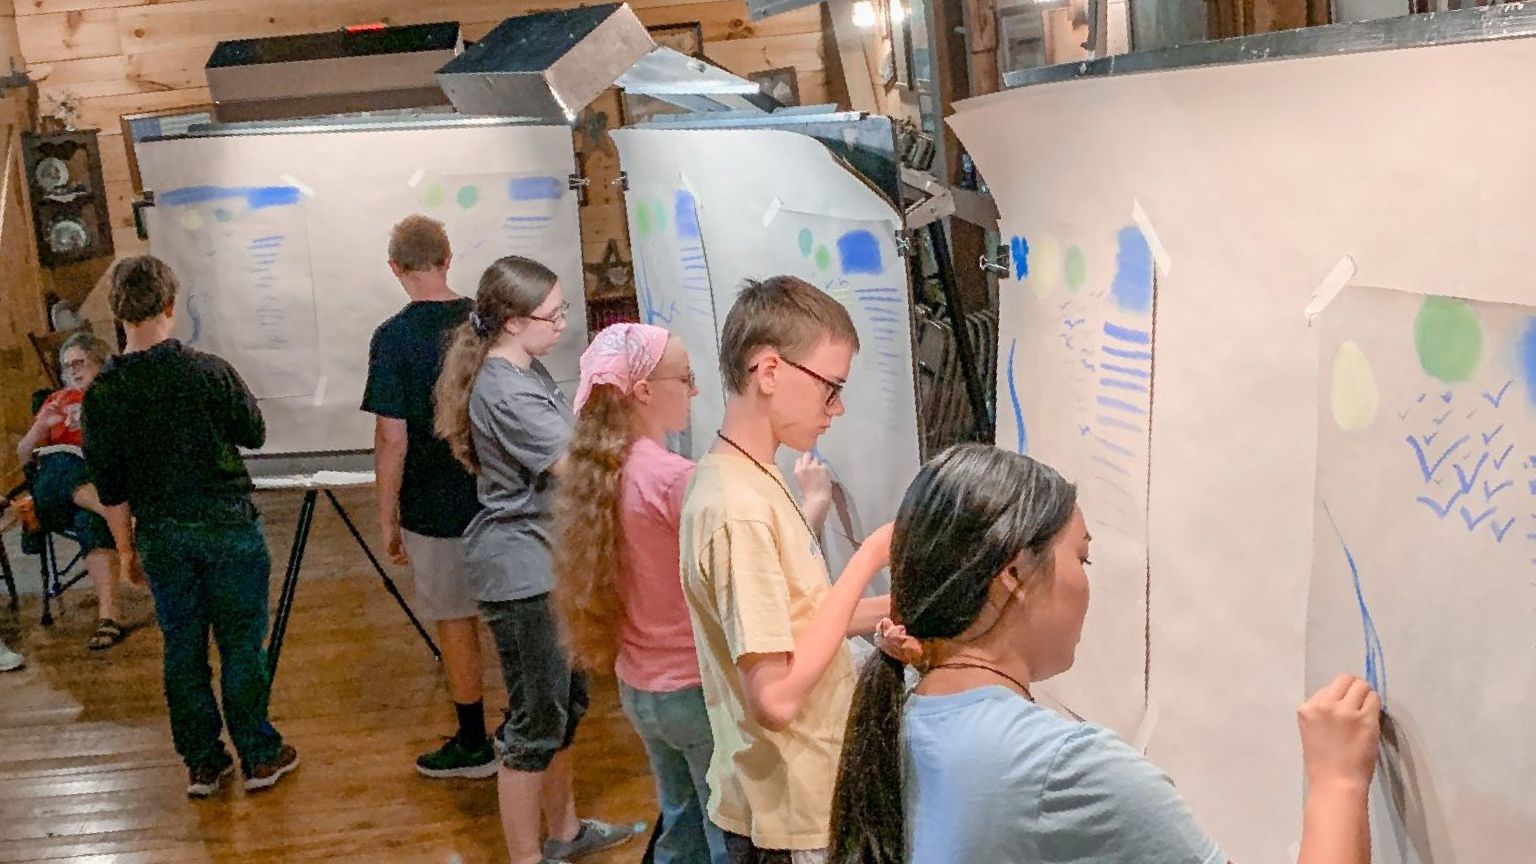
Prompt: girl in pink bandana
<box><xmin>555</xmin><ymin>323</ymin><xmax>833</xmax><ymax>864</ymax></box>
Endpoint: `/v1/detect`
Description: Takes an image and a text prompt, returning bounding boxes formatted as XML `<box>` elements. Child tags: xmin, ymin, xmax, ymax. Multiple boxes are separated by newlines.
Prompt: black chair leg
<box><xmin>40</xmin><ymin>533</ymin><xmax>56</xmax><ymax>627</ymax></box>
<box><xmin>0</xmin><ymin>533</ymin><xmax>17</xmax><ymax>612</ymax></box>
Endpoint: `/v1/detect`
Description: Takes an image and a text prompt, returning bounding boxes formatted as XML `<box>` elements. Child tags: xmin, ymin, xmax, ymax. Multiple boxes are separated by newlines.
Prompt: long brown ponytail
<box><xmin>434</xmin><ymin>255</ymin><xmax>558</xmax><ymax>472</ymax></box>
<box><xmin>552</xmin><ymin>384</ymin><xmax>640</xmax><ymax>670</ymax></box>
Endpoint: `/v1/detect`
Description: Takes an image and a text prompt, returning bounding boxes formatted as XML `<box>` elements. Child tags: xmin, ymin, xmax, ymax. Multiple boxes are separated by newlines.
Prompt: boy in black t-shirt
<box><xmin>362</xmin><ymin>215</ymin><xmax>495</xmax><ymax>778</ymax></box>
<box><xmin>83</xmin><ymin>255</ymin><xmax>298</xmax><ymax>799</ymax></box>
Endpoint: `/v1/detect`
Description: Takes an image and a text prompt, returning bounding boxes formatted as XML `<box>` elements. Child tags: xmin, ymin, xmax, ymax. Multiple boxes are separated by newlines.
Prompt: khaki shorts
<box><xmin>401</xmin><ymin>530</ymin><xmax>479</xmax><ymax>622</ymax></box>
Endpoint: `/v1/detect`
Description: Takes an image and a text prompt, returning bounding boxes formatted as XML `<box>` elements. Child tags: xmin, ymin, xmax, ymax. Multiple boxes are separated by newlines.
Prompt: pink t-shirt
<box><xmin>614</xmin><ymin>437</ymin><xmax>703</xmax><ymax>692</ymax></box>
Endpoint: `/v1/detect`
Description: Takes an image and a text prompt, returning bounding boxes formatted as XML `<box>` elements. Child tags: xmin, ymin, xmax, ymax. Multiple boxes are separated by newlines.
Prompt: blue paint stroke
<box><xmin>1405</xmin><ymin>434</ymin><xmax>1467</xmax><ymax>482</ymax></box>
<box><xmin>1110</xmin><ymin>225</ymin><xmax>1154</xmax><ymax>313</ymax></box>
<box><xmin>1415</xmin><ymin>487</ymin><xmax>1464</xmax><ymax>519</ymax></box>
<box><xmin>1093</xmin><ymin>454</ymin><xmax>1130</xmax><ymax>476</ymax></box>
<box><xmin>1099</xmin><ymin>377</ymin><xmax>1149</xmax><ymax>394</ymax></box>
<box><xmin>674</xmin><ymin>190</ymin><xmax>702</xmax><ymax>240</ymax></box>
<box><xmin>1490</xmin><ymin>517</ymin><xmax>1516</xmax><ymax>543</ymax></box>
<box><xmin>1103</xmin><ymin>322</ymin><xmax>1151</xmax><ymax>345</ymax></box>
<box><xmin>1516</xmin><ymin>318</ymin><xmax>1536</xmax><ymax>407</ymax></box>
<box><xmin>160</xmin><ymin>185</ymin><xmax>301</xmax><ymax>209</ymax></box>
<box><xmin>1100</xmin><ymin>363</ymin><xmax>1150</xmax><ymax>379</ymax></box>
<box><xmin>509</xmin><ymin>176</ymin><xmax>562</xmax><ymax>201</ymax></box>
<box><xmin>1010</xmin><ymin>235</ymin><xmax>1029</xmax><ymax>280</ymax></box>
<box><xmin>1103</xmin><ymin>345</ymin><xmax>1153</xmax><ymax>361</ymax></box>
<box><xmin>1492</xmin><ymin>443</ymin><xmax>1515</xmax><ymax>470</ymax></box>
<box><xmin>1096</xmin><ymin>414</ymin><xmax>1142</xmax><ymax>434</ymax></box>
<box><xmin>186</xmin><ymin>295</ymin><xmax>202</xmax><ymax>343</ymax></box>
<box><xmin>1094</xmin><ymin>435</ymin><xmax>1135</xmax><ymax>458</ymax></box>
<box><xmin>1322</xmin><ymin>503</ymin><xmax>1387</xmax><ymax>708</ymax></box>
<box><xmin>1007</xmin><ymin>338</ymin><xmax>1027</xmax><ymax>455</ymax></box>
<box><xmin>837</xmin><ymin>230</ymin><xmax>884</xmax><ymax>275</ymax></box>
<box><xmin>1097</xmin><ymin>395</ymin><xmax>1146</xmax><ymax>416</ymax></box>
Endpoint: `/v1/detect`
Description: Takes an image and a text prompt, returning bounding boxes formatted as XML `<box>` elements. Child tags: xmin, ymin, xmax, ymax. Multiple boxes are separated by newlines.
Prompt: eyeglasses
<box><xmin>650</xmin><ymin>369</ymin><xmax>697</xmax><ymax>388</ymax></box>
<box><xmin>63</xmin><ymin>358</ymin><xmax>92</xmax><ymax>371</ymax></box>
<box><xmin>751</xmin><ymin>356</ymin><xmax>845</xmax><ymax>408</ymax></box>
<box><xmin>528</xmin><ymin>300</ymin><xmax>571</xmax><ymax>325</ymax></box>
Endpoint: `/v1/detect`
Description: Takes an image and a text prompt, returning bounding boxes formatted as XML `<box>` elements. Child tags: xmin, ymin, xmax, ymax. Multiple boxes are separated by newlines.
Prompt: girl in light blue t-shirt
<box><xmin>828</xmin><ymin>444</ymin><xmax>1381</xmax><ymax>864</ymax></box>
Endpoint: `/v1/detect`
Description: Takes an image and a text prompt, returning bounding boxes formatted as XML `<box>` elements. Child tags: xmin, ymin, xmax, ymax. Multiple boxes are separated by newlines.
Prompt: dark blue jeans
<box><xmin>138</xmin><ymin>516</ymin><xmax>284</xmax><ymax>774</ymax></box>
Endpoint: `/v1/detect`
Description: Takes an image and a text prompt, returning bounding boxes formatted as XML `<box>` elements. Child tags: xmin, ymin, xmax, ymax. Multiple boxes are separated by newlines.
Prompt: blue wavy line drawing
<box><xmin>1323</xmin><ymin>502</ymin><xmax>1388</xmax><ymax>709</ymax></box>
<box><xmin>1007</xmin><ymin>337</ymin><xmax>1026</xmax><ymax>455</ymax></box>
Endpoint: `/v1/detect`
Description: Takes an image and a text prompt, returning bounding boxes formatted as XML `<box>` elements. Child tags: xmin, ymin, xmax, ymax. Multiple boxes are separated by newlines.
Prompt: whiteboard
<box><xmin>951</xmin><ymin>31</ymin><xmax>1536</xmax><ymax>864</ymax></box>
<box><xmin>139</xmin><ymin>122</ymin><xmax>588</xmax><ymax>456</ymax></box>
<box><xmin>612</xmin><ymin>128</ymin><xmax>920</xmax><ymax>588</ymax></box>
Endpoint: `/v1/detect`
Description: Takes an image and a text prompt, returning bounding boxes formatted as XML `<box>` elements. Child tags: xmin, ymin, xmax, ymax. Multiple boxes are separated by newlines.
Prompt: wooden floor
<box><xmin>0</xmin><ymin>487</ymin><xmax>658</xmax><ymax>864</ymax></box>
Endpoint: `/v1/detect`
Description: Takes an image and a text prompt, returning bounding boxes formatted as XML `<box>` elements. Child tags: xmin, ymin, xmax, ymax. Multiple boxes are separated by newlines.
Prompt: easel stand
<box><xmin>259</xmin><ymin>477</ymin><xmax>441</xmax><ymax>683</ymax></box>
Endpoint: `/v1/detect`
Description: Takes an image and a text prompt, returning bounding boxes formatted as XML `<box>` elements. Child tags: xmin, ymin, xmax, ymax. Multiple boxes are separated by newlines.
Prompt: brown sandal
<box><xmin>88</xmin><ymin>618</ymin><xmax>126</xmax><ymax>650</ymax></box>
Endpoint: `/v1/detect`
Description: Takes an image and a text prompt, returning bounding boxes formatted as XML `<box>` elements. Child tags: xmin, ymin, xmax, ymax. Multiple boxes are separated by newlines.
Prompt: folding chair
<box><xmin>16</xmin><ymin>387</ymin><xmax>92</xmax><ymax>627</ymax></box>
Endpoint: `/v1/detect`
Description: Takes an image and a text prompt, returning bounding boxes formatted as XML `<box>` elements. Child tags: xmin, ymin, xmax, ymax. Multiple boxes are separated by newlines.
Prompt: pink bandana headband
<box><xmin>574</xmin><ymin>323</ymin><xmax>671</xmax><ymax>412</ymax></box>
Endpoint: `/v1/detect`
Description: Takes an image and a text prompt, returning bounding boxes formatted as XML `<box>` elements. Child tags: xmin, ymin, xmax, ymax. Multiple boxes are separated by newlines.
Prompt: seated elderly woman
<box><xmin>16</xmin><ymin>331</ymin><xmax>126</xmax><ymax>650</ymax></box>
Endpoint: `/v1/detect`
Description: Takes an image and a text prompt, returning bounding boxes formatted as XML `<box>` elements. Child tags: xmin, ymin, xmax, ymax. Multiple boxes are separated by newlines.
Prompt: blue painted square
<box><xmin>674</xmin><ymin>190</ymin><xmax>701</xmax><ymax>240</ymax></box>
<box><xmin>1010</xmin><ymin>235</ymin><xmax>1029</xmax><ymax>280</ymax></box>
<box><xmin>508</xmin><ymin>176</ymin><xmax>563</xmax><ymax>201</ymax></box>
<box><xmin>836</xmin><ymin>230</ymin><xmax>883</xmax><ymax>275</ymax></box>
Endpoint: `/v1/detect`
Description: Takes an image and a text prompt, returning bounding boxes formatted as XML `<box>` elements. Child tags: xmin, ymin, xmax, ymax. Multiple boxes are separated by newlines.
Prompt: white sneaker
<box><xmin>0</xmin><ymin>642</ymin><xmax>23</xmax><ymax>672</ymax></box>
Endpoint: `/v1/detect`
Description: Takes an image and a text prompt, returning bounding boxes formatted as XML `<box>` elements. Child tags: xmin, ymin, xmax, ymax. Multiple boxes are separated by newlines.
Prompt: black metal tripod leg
<box><xmin>323</xmin><ymin>489</ymin><xmax>442</xmax><ymax>662</ymax></box>
<box><xmin>267</xmin><ymin>489</ymin><xmax>318</xmax><ymax>682</ymax></box>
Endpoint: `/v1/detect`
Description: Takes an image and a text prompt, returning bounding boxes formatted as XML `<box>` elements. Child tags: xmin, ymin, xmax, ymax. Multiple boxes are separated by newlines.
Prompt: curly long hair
<box><xmin>553</xmin><ymin>382</ymin><xmax>640</xmax><ymax>671</ymax></box>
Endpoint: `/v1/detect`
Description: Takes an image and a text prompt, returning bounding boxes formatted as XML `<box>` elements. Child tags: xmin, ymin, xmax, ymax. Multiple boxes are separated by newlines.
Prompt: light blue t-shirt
<box><xmin>903</xmin><ymin>686</ymin><xmax>1224</xmax><ymax>864</ymax></box>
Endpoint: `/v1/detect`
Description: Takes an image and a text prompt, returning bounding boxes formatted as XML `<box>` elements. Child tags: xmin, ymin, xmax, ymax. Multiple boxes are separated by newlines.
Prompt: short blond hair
<box><xmin>388</xmin><ymin>214</ymin><xmax>451</xmax><ymax>272</ymax></box>
<box><xmin>718</xmin><ymin>276</ymin><xmax>860</xmax><ymax>394</ymax></box>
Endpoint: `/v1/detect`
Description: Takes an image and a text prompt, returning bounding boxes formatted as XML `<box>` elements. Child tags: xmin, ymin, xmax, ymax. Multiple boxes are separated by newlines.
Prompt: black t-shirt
<box><xmin>82</xmin><ymin>339</ymin><xmax>260</xmax><ymax>525</ymax></box>
<box><xmin>362</xmin><ymin>298</ymin><xmax>482</xmax><ymax>537</ymax></box>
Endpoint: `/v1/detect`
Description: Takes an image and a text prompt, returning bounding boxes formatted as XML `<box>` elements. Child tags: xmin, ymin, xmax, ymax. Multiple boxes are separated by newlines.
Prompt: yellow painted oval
<box><xmin>1331</xmin><ymin>339</ymin><xmax>1379</xmax><ymax>432</ymax></box>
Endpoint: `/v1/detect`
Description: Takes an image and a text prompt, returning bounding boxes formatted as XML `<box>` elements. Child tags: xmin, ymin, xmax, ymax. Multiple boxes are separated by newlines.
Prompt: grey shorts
<box><xmin>401</xmin><ymin>530</ymin><xmax>479</xmax><ymax>622</ymax></box>
<box><xmin>481</xmin><ymin>594</ymin><xmax>589</xmax><ymax>772</ymax></box>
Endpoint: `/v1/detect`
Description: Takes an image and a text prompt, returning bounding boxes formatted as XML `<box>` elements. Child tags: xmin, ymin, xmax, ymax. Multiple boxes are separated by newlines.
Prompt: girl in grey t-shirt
<box><xmin>828</xmin><ymin>445</ymin><xmax>1382</xmax><ymax>864</ymax></box>
<box><xmin>433</xmin><ymin>255</ymin><xmax>634</xmax><ymax>864</ymax></box>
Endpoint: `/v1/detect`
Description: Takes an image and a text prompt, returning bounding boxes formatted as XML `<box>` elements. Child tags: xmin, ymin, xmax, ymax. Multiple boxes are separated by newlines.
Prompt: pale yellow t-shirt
<box><xmin>679</xmin><ymin>451</ymin><xmax>857</xmax><ymax>851</ymax></box>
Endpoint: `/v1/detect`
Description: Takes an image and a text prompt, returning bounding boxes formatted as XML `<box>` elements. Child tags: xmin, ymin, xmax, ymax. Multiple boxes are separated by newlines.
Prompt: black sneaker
<box><xmin>186</xmin><ymin>762</ymin><xmax>235</xmax><ymax>798</ymax></box>
<box><xmin>542</xmin><ymin>819</ymin><xmax>643</xmax><ymax>861</ymax></box>
<box><xmin>415</xmin><ymin>736</ymin><xmax>498</xmax><ymax>779</ymax></box>
<box><xmin>244</xmin><ymin>744</ymin><xmax>300</xmax><ymax>792</ymax></box>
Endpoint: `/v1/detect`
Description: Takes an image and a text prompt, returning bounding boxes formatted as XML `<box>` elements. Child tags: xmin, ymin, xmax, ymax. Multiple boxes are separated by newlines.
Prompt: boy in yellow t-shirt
<box><xmin>680</xmin><ymin>276</ymin><xmax>893</xmax><ymax>863</ymax></box>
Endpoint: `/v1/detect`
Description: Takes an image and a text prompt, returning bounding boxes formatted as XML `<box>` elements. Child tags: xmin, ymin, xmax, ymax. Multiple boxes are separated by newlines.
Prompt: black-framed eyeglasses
<box><xmin>751</xmin><ymin>357</ymin><xmax>845</xmax><ymax>407</ymax></box>
<box><xmin>528</xmin><ymin>300</ymin><xmax>571</xmax><ymax>325</ymax></box>
<box><xmin>650</xmin><ymin>369</ymin><xmax>697</xmax><ymax>388</ymax></box>
<box><xmin>63</xmin><ymin>358</ymin><xmax>92</xmax><ymax>370</ymax></box>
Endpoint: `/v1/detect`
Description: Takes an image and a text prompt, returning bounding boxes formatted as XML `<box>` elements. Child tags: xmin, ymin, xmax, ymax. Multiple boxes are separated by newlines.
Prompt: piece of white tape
<box><xmin>279</xmin><ymin>174</ymin><xmax>315</xmax><ymax>198</ymax></box>
<box><xmin>761</xmin><ymin>195</ymin><xmax>783</xmax><ymax>228</ymax></box>
<box><xmin>1303</xmin><ymin>255</ymin><xmax>1357</xmax><ymax>326</ymax></box>
<box><xmin>1131</xmin><ymin>199</ymin><xmax>1172</xmax><ymax>275</ymax></box>
<box><xmin>406</xmin><ymin>168</ymin><xmax>426</xmax><ymax>188</ymax></box>
<box><xmin>311</xmin><ymin>376</ymin><xmax>328</xmax><ymax>407</ymax></box>
<box><xmin>1131</xmin><ymin>700</ymin><xmax>1160</xmax><ymax>754</ymax></box>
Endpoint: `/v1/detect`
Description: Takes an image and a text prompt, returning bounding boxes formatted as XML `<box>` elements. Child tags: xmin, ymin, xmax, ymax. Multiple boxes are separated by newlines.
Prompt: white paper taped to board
<box><xmin>139</xmin><ymin>123</ymin><xmax>587</xmax><ymax>456</ymax></box>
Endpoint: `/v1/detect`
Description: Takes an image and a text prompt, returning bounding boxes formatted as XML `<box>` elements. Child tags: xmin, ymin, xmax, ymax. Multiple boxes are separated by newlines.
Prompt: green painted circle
<box><xmin>456</xmin><ymin>185</ymin><xmax>480</xmax><ymax>209</ymax></box>
<box><xmin>213</xmin><ymin>208</ymin><xmax>231</xmax><ymax>223</ymax></box>
<box><xmin>422</xmin><ymin>184</ymin><xmax>446</xmax><ymax>208</ymax></box>
<box><xmin>814</xmin><ymin>245</ymin><xmax>832</xmax><ymax>271</ymax></box>
<box><xmin>634</xmin><ymin>199</ymin><xmax>653</xmax><ymax>239</ymax></box>
<box><xmin>1064</xmin><ymin>245</ymin><xmax>1086</xmax><ymax>292</ymax></box>
<box><xmin>1413</xmin><ymin>296</ymin><xmax>1483</xmax><ymax>383</ymax></box>
<box><xmin>798</xmin><ymin>228</ymin><xmax>814</xmax><ymax>257</ymax></box>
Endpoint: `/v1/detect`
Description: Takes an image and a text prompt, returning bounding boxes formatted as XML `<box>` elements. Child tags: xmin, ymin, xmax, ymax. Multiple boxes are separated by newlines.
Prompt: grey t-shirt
<box><xmin>462</xmin><ymin>357</ymin><xmax>573</xmax><ymax>603</ymax></box>
<box><xmin>904</xmin><ymin>686</ymin><xmax>1224</xmax><ymax>864</ymax></box>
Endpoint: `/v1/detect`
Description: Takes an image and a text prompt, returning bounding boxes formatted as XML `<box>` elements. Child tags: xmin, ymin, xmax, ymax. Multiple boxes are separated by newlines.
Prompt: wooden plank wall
<box><xmin>0</xmin><ymin>85</ymin><xmax>48</xmax><ymax>489</ymax></box>
<box><xmin>14</xmin><ymin>0</ymin><xmax>837</xmax><ymax>306</ymax></box>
